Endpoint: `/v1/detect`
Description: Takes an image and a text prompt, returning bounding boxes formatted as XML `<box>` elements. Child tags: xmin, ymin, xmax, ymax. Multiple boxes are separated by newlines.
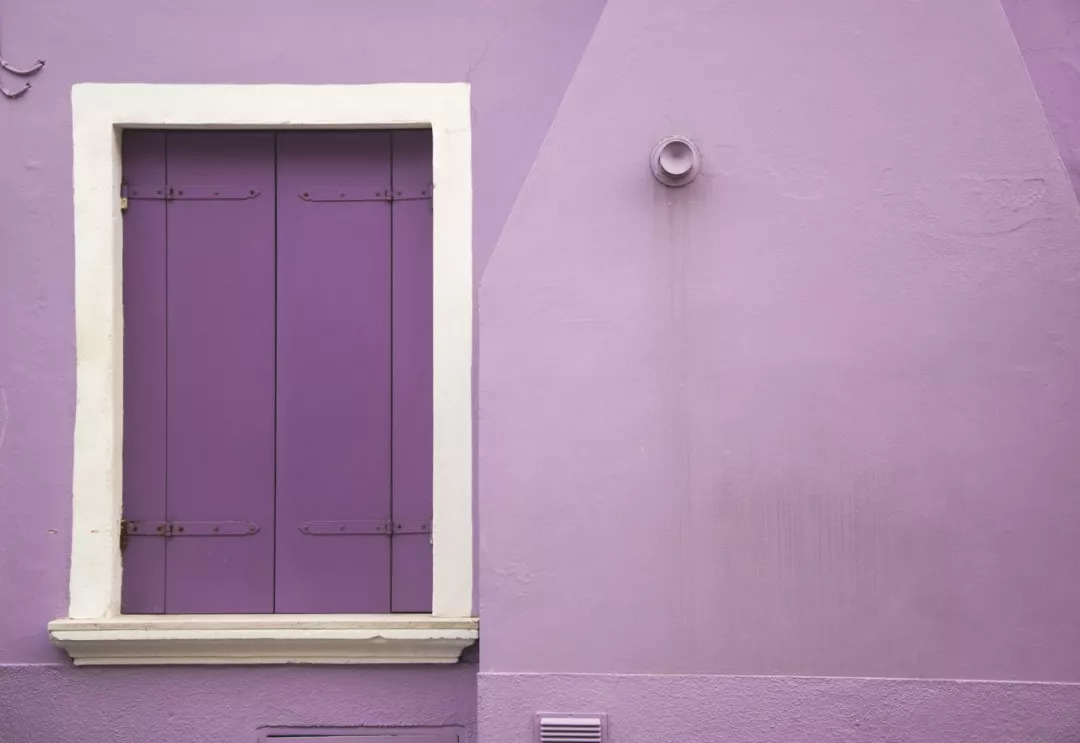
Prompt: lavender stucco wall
<box><xmin>5</xmin><ymin>0</ymin><xmax>1080</xmax><ymax>741</ymax></box>
<box><xmin>479</xmin><ymin>0</ymin><xmax>1080</xmax><ymax>737</ymax></box>
<box><xmin>480</xmin><ymin>674</ymin><xmax>1080</xmax><ymax>743</ymax></box>
<box><xmin>0</xmin><ymin>665</ymin><xmax>475</xmax><ymax>742</ymax></box>
<box><xmin>0</xmin><ymin>0</ymin><xmax>603</xmax><ymax>740</ymax></box>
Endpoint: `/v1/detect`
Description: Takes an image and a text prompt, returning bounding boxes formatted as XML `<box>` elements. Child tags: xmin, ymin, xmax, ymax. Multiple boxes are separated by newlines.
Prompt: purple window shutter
<box><xmin>274</xmin><ymin>131</ymin><xmax>393</xmax><ymax>613</ymax></box>
<box><xmin>121</xmin><ymin>131</ymin><xmax>168</xmax><ymax>614</ymax></box>
<box><xmin>390</xmin><ymin>130</ymin><xmax>434</xmax><ymax>613</ymax></box>
<box><xmin>165</xmin><ymin>132</ymin><xmax>277</xmax><ymax>613</ymax></box>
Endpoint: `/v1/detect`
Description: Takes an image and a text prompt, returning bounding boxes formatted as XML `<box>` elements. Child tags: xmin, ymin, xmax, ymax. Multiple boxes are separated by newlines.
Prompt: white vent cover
<box><xmin>536</xmin><ymin>713</ymin><xmax>606</xmax><ymax>743</ymax></box>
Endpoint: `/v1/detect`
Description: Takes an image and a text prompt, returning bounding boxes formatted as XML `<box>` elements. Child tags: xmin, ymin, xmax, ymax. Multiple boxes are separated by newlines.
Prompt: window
<box><xmin>49</xmin><ymin>84</ymin><xmax>475</xmax><ymax>664</ymax></box>
<box><xmin>121</xmin><ymin>129</ymin><xmax>434</xmax><ymax>615</ymax></box>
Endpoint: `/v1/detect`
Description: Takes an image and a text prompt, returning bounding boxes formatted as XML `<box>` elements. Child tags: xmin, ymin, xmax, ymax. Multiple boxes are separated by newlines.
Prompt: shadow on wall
<box><xmin>1000</xmin><ymin>0</ymin><xmax>1080</xmax><ymax>202</ymax></box>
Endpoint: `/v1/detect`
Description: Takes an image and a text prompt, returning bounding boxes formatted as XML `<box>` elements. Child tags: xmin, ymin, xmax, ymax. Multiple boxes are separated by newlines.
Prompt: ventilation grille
<box><xmin>536</xmin><ymin>714</ymin><xmax>606</xmax><ymax>743</ymax></box>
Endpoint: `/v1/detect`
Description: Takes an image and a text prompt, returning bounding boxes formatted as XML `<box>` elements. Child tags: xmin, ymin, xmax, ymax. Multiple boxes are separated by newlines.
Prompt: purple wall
<box><xmin>0</xmin><ymin>0</ymin><xmax>602</xmax><ymax>740</ymax></box>
<box><xmin>478</xmin><ymin>0</ymin><xmax>1080</xmax><ymax>738</ymax></box>
<box><xmin>479</xmin><ymin>674</ymin><xmax>1080</xmax><ymax>742</ymax></box>
<box><xmin>0</xmin><ymin>665</ymin><xmax>475</xmax><ymax>742</ymax></box>
<box><xmin>5</xmin><ymin>0</ymin><xmax>1080</xmax><ymax>741</ymax></box>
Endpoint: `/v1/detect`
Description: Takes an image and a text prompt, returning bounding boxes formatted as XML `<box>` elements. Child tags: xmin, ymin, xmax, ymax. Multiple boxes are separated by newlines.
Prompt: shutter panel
<box><xmin>390</xmin><ymin>130</ymin><xmax>435</xmax><ymax>612</ymax></box>
<box><xmin>120</xmin><ymin>131</ymin><xmax>168</xmax><ymax>614</ymax></box>
<box><xmin>274</xmin><ymin>131</ymin><xmax>393</xmax><ymax>613</ymax></box>
<box><xmin>165</xmin><ymin>132</ymin><xmax>277</xmax><ymax>613</ymax></box>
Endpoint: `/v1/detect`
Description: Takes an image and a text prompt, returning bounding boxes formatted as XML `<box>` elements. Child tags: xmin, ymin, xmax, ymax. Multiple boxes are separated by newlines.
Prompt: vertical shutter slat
<box><xmin>120</xmin><ymin>131</ymin><xmax>168</xmax><ymax>614</ymax></box>
<box><xmin>165</xmin><ymin>132</ymin><xmax>277</xmax><ymax>613</ymax></box>
<box><xmin>274</xmin><ymin>131</ymin><xmax>393</xmax><ymax>613</ymax></box>
<box><xmin>390</xmin><ymin>130</ymin><xmax>435</xmax><ymax>613</ymax></box>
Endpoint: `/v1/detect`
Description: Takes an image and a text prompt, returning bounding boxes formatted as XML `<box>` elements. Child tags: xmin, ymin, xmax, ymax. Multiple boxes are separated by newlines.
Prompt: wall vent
<box><xmin>535</xmin><ymin>713</ymin><xmax>606</xmax><ymax>743</ymax></box>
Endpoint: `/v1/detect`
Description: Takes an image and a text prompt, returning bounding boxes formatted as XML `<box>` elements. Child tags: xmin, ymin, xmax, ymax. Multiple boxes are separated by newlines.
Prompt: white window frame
<box><xmin>48</xmin><ymin>84</ymin><xmax>476</xmax><ymax>665</ymax></box>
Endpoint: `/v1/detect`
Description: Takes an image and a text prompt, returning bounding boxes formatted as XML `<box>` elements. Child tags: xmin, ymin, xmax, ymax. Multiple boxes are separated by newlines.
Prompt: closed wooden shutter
<box><xmin>274</xmin><ymin>131</ymin><xmax>394</xmax><ymax>613</ymax></box>
<box><xmin>120</xmin><ymin>130</ymin><xmax>168</xmax><ymax>614</ymax></box>
<box><xmin>390</xmin><ymin>130</ymin><xmax>435</xmax><ymax>613</ymax></box>
<box><xmin>120</xmin><ymin>129</ymin><xmax>434</xmax><ymax>614</ymax></box>
<box><xmin>165</xmin><ymin>132</ymin><xmax>277</xmax><ymax>613</ymax></box>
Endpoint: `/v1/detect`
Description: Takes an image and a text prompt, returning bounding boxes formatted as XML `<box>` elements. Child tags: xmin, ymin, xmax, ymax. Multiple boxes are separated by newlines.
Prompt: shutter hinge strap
<box><xmin>119</xmin><ymin>184</ymin><xmax>261</xmax><ymax>212</ymax></box>
<box><xmin>121</xmin><ymin>519</ymin><xmax>260</xmax><ymax>548</ymax></box>
<box><xmin>298</xmin><ymin>519</ymin><xmax>432</xmax><ymax>535</ymax></box>
<box><xmin>299</xmin><ymin>185</ymin><xmax>433</xmax><ymax>203</ymax></box>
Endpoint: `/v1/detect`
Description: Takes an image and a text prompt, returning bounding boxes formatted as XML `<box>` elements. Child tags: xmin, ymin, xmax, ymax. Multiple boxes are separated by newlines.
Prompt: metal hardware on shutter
<box><xmin>390</xmin><ymin>521</ymin><xmax>432</xmax><ymax>535</ymax></box>
<box><xmin>122</xmin><ymin>520</ymin><xmax>259</xmax><ymax>537</ymax></box>
<box><xmin>120</xmin><ymin>518</ymin><xmax>166</xmax><ymax>553</ymax></box>
<box><xmin>123</xmin><ymin>519</ymin><xmax>168</xmax><ymax>534</ymax></box>
<box><xmin>298</xmin><ymin>184</ymin><xmax>433</xmax><ymax>203</ymax></box>
<box><xmin>119</xmin><ymin>518</ymin><xmax>134</xmax><ymax>552</ymax></box>
<box><xmin>120</xmin><ymin>184</ymin><xmax>261</xmax><ymax>203</ymax></box>
<box><xmin>299</xmin><ymin>520</ymin><xmax>390</xmax><ymax>535</ymax></box>
<box><xmin>168</xmin><ymin>521</ymin><xmax>261</xmax><ymax>536</ymax></box>
<box><xmin>297</xmin><ymin>520</ymin><xmax>432</xmax><ymax>535</ymax></box>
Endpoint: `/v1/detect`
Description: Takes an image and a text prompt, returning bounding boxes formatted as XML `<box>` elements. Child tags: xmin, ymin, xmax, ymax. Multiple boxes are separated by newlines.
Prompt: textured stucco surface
<box><xmin>5</xmin><ymin>0</ymin><xmax>1080</xmax><ymax>740</ymax></box>
<box><xmin>480</xmin><ymin>0</ymin><xmax>1080</xmax><ymax>680</ymax></box>
<box><xmin>478</xmin><ymin>674</ymin><xmax>1080</xmax><ymax>743</ymax></box>
<box><xmin>0</xmin><ymin>664</ymin><xmax>476</xmax><ymax>743</ymax></box>
<box><xmin>0</xmin><ymin>0</ymin><xmax>603</xmax><ymax>664</ymax></box>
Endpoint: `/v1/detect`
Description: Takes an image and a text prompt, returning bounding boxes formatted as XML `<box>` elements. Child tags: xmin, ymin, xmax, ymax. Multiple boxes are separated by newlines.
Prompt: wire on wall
<box><xmin>0</xmin><ymin>15</ymin><xmax>44</xmax><ymax>99</ymax></box>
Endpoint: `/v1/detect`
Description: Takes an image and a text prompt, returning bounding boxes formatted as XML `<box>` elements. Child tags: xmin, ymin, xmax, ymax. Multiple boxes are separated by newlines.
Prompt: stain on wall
<box><xmin>479</xmin><ymin>0</ymin><xmax>1080</xmax><ymax>684</ymax></box>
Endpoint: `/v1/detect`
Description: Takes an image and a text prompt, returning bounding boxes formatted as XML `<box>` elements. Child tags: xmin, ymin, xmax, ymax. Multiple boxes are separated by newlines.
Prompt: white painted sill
<box><xmin>48</xmin><ymin>614</ymin><xmax>478</xmax><ymax>666</ymax></box>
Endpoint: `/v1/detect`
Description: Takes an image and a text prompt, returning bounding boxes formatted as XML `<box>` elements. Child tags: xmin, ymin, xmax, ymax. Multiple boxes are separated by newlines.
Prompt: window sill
<box><xmin>48</xmin><ymin>614</ymin><xmax>478</xmax><ymax>666</ymax></box>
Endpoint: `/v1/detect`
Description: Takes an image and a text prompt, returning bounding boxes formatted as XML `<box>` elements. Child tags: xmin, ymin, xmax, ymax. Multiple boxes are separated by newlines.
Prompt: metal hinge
<box><xmin>120</xmin><ymin>184</ymin><xmax>261</xmax><ymax>213</ymax></box>
<box><xmin>298</xmin><ymin>519</ymin><xmax>432</xmax><ymax>536</ymax></box>
<box><xmin>120</xmin><ymin>517</ymin><xmax>430</xmax><ymax>552</ymax></box>
<box><xmin>299</xmin><ymin>185</ymin><xmax>433</xmax><ymax>203</ymax></box>
<box><xmin>120</xmin><ymin>519</ymin><xmax>260</xmax><ymax>552</ymax></box>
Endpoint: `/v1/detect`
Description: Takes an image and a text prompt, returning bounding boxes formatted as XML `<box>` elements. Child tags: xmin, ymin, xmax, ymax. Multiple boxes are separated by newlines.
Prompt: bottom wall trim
<box><xmin>478</xmin><ymin>672</ymin><xmax>1080</xmax><ymax>743</ymax></box>
<box><xmin>0</xmin><ymin>663</ymin><xmax>478</xmax><ymax>743</ymax></box>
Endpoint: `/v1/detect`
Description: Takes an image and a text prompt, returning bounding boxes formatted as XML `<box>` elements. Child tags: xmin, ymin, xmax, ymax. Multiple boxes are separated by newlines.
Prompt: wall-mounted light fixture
<box><xmin>650</xmin><ymin>135</ymin><xmax>700</xmax><ymax>187</ymax></box>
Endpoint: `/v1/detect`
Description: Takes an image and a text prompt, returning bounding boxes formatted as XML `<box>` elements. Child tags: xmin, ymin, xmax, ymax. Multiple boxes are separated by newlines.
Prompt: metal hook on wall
<box><xmin>0</xmin><ymin>16</ymin><xmax>45</xmax><ymax>99</ymax></box>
